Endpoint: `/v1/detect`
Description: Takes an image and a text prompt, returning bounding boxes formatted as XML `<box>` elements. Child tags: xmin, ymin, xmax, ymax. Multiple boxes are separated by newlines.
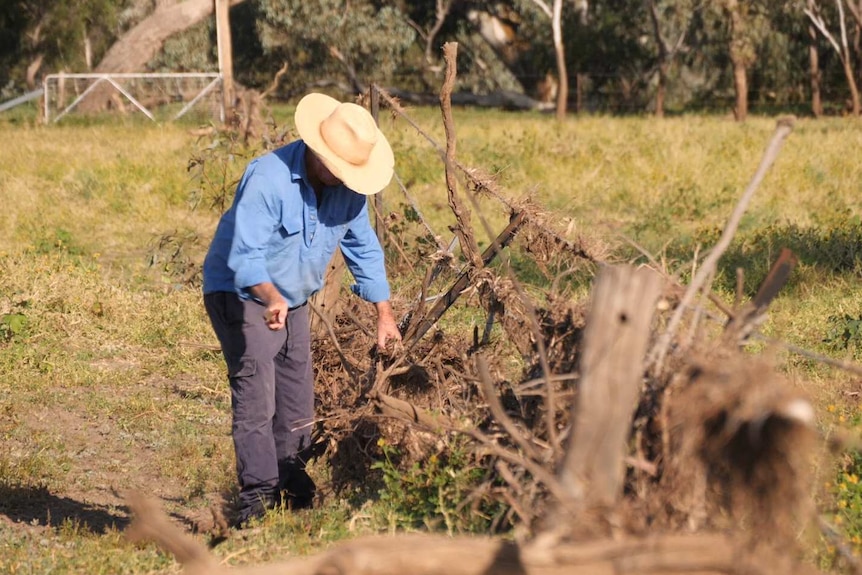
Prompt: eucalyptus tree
<box><xmin>715</xmin><ymin>0</ymin><xmax>758</xmax><ymax>120</ymax></box>
<box><xmin>0</xmin><ymin>0</ymin><xmax>128</xmax><ymax>91</ymax></box>
<box><xmin>567</xmin><ymin>0</ymin><xmax>653</xmax><ymax>113</ymax></box>
<box><xmin>804</xmin><ymin>0</ymin><xmax>861</xmax><ymax>115</ymax></box>
<box><xmin>645</xmin><ymin>0</ymin><xmax>696</xmax><ymax>117</ymax></box>
<box><xmin>525</xmin><ymin>0</ymin><xmax>568</xmax><ymax>119</ymax></box>
<box><xmin>253</xmin><ymin>0</ymin><xmax>416</xmax><ymax>96</ymax></box>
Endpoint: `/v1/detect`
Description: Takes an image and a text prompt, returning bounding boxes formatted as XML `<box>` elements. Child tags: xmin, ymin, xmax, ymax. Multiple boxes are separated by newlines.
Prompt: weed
<box><xmin>371</xmin><ymin>437</ymin><xmax>504</xmax><ymax>534</ymax></box>
<box><xmin>0</xmin><ymin>313</ymin><xmax>28</xmax><ymax>343</ymax></box>
<box><xmin>824</xmin><ymin>315</ymin><xmax>862</xmax><ymax>353</ymax></box>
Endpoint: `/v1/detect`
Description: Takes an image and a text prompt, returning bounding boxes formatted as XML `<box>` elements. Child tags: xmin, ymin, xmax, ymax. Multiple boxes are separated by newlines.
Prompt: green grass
<box><xmin>1</xmin><ymin>104</ymin><xmax>862</xmax><ymax>571</ymax></box>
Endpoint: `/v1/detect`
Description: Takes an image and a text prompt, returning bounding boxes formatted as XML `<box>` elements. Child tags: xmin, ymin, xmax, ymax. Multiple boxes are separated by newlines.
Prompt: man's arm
<box><xmin>340</xmin><ymin>197</ymin><xmax>400</xmax><ymax>348</ymax></box>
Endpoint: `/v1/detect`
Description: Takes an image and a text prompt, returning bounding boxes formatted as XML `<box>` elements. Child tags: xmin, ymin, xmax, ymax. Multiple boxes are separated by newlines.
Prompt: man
<box><xmin>202</xmin><ymin>93</ymin><xmax>402</xmax><ymax>528</ymax></box>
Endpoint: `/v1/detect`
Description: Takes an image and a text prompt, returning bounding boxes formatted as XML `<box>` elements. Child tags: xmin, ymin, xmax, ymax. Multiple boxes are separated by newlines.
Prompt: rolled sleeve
<box><xmin>227</xmin><ymin>174</ymin><xmax>280</xmax><ymax>291</ymax></box>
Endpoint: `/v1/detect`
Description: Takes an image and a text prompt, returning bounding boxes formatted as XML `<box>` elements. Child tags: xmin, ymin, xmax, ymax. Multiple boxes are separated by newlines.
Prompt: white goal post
<box><xmin>42</xmin><ymin>72</ymin><xmax>224</xmax><ymax>123</ymax></box>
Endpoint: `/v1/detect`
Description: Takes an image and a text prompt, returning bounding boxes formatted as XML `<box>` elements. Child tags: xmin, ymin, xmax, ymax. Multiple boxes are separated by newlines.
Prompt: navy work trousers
<box><xmin>204</xmin><ymin>292</ymin><xmax>314</xmax><ymax>510</ymax></box>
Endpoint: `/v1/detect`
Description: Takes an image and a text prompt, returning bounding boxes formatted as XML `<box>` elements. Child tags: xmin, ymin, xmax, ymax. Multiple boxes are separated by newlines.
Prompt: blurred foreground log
<box><xmin>128</xmin><ymin>489</ymin><xmax>750</xmax><ymax>575</ymax></box>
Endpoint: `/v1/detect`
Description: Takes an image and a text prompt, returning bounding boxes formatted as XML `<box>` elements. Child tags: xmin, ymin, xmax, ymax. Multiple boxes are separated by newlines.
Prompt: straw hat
<box><xmin>295</xmin><ymin>93</ymin><xmax>394</xmax><ymax>196</ymax></box>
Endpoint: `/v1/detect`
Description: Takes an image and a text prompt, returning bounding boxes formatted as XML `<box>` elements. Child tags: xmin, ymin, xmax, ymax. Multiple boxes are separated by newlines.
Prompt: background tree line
<box><xmin>2</xmin><ymin>0</ymin><xmax>861</xmax><ymax>118</ymax></box>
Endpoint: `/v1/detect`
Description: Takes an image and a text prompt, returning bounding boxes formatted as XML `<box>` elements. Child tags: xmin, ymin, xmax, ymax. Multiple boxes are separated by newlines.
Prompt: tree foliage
<box><xmin>0</xmin><ymin>0</ymin><xmax>858</xmax><ymax>116</ymax></box>
<box><xmin>253</xmin><ymin>0</ymin><xmax>416</xmax><ymax>95</ymax></box>
<box><xmin>0</xmin><ymin>0</ymin><xmax>129</xmax><ymax>92</ymax></box>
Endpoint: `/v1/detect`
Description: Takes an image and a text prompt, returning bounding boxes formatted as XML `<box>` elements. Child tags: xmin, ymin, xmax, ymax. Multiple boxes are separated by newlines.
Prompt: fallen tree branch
<box><xmin>401</xmin><ymin>211</ymin><xmax>525</xmax><ymax>348</ymax></box>
<box><xmin>475</xmin><ymin>354</ymin><xmax>544</xmax><ymax>462</ymax></box>
<box><xmin>127</xmin><ymin>492</ymin><xmax>776</xmax><ymax>575</ymax></box>
<box><xmin>369</xmin><ymin>389</ymin><xmax>452</xmax><ymax>432</ymax></box>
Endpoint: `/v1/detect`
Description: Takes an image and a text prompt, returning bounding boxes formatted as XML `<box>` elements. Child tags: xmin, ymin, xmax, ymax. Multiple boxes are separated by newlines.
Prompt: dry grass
<box><xmin>0</xmin><ymin>108</ymin><xmax>861</xmax><ymax>572</ymax></box>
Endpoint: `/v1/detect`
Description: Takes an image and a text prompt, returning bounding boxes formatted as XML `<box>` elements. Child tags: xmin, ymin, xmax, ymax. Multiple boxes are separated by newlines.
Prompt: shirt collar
<box><xmin>289</xmin><ymin>141</ymin><xmax>309</xmax><ymax>185</ymax></box>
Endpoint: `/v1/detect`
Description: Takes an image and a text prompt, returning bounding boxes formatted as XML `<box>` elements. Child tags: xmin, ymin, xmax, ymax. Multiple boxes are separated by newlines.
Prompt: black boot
<box><xmin>232</xmin><ymin>493</ymin><xmax>277</xmax><ymax>529</ymax></box>
<box><xmin>278</xmin><ymin>461</ymin><xmax>317</xmax><ymax>510</ymax></box>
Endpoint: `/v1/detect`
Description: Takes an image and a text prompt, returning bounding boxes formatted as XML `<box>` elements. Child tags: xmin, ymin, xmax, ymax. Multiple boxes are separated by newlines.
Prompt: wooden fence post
<box><xmin>309</xmin><ymin>248</ymin><xmax>346</xmax><ymax>338</ymax></box>
<box><xmin>370</xmin><ymin>85</ymin><xmax>385</xmax><ymax>248</ymax></box>
<box><xmin>558</xmin><ymin>264</ymin><xmax>663</xmax><ymax>508</ymax></box>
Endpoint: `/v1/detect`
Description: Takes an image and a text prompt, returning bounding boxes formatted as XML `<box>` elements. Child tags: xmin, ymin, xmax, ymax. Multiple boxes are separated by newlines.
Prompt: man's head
<box><xmin>295</xmin><ymin>93</ymin><xmax>394</xmax><ymax>195</ymax></box>
<box><xmin>305</xmin><ymin>149</ymin><xmax>342</xmax><ymax>188</ymax></box>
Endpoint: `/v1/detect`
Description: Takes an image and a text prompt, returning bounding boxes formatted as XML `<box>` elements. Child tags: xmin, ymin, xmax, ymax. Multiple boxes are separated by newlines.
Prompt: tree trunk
<box><xmin>807</xmin><ymin>4</ymin><xmax>823</xmax><ymax>117</ymax></box>
<box><xmin>576</xmin><ymin>73</ymin><xmax>586</xmax><ymax>113</ymax></box>
<box><xmin>724</xmin><ymin>0</ymin><xmax>750</xmax><ymax>122</ymax></box>
<box><xmin>732</xmin><ymin>61</ymin><xmax>748</xmax><ymax>121</ymax></box>
<box><xmin>841</xmin><ymin>56</ymin><xmax>861</xmax><ymax>114</ymax></box>
<box><xmin>215</xmin><ymin>0</ymin><xmax>235</xmax><ymax>120</ymax></box>
<box><xmin>94</xmin><ymin>0</ymin><xmax>246</xmax><ymax>74</ymax></box>
<box><xmin>84</xmin><ymin>36</ymin><xmax>92</xmax><ymax>70</ymax></box>
<box><xmin>655</xmin><ymin>63</ymin><xmax>667</xmax><ymax>118</ymax></box>
<box><xmin>80</xmin><ymin>0</ymin><xmax>247</xmax><ymax>112</ymax></box>
<box><xmin>309</xmin><ymin>250</ymin><xmax>346</xmax><ymax>338</ymax></box>
<box><xmin>25</xmin><ymin>54</ymin><xmax>45</xmax><ymax>90</ymax></box>
<box><xmin>558</xmin><ymin>265</ymin><xmax>662</xmax><ymax>508</ymax></box>
<box><xmin>552</xmin><ymin>0</ymin><xmax>568</xmax><ymax>120</ymax></box>
<box><xmin>646</xmin><ymin>0</ymin><xmax>669</xmax><ymax>118</ymax></box>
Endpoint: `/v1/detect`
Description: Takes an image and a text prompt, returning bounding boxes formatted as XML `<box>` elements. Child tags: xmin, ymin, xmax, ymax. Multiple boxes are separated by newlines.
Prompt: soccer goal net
<box><xmin>43</xmin><ymin>72</ymin><xmax>224</xmax><ymax>123</ymax></box>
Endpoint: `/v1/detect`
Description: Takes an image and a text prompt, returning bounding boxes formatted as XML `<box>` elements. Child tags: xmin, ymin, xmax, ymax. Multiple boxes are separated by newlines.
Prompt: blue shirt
<box><xmin>202</xmin><ymin>140</ymin><xmax>391</xmax><ymax>307</ymax></box>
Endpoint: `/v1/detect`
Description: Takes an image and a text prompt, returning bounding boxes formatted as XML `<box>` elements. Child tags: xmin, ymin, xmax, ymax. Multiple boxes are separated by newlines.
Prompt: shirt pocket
<box><xmin>270</xmin><ymin>209</ymin><xmax>303</xmax><ymax>253</ymax></box>
<box><xmin>279</xmin><ymin>210</ymin><xmax>302</xmax><ymax>236</ymax></box>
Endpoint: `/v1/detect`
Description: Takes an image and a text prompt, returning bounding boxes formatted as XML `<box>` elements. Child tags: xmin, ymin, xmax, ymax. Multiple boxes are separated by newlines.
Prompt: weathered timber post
<box><xmin>370</xmin><ymin>85</ymin><xmax>385</xmax><ymax>247</ymax></box>
<box><xmin>309</xmin><ymin>249</ymin><xmax>346</xmax><ymax>338</ymax></box>
<box><xmin>215</xmin><ymin>0</ymin><xmax>234</xmax><ymax>122</ymax></box>
<box><xmin>558</xmin><ymin>264</ymin><xmax>663</xmax><ymax>508</ymax></box>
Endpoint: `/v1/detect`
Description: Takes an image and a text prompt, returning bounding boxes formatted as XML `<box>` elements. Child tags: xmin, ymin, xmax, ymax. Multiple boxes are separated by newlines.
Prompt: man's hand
<box><xmin>263</xmin><ymin>301</ymin><xmax>288</xmax><ymax>330</ymax></box>
<box><xmin>375</xmin><ymin>300</ymin><xmax>402</xmax><ymax>350</ymax></box>
<box><xmin>249</xmin><ymin>282</ymin><xmax>288</xmax><ymax>331</ymax></box>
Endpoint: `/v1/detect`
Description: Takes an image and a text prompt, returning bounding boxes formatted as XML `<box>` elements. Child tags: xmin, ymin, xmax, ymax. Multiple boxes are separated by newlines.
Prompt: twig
<box><xmin>261</xmin><ymin>62</ymin><xmax>289</xmax><ymax>100</ymax></box>
<box><xmin>177</xmin><ymin>340</ymin><xmax>221</xmax><ymax>351</ymax></box>
<box><xmin>475</xmin><ymin>354</ymin><xmax>543</xmax><ymax>461</ymax></box>
<box><xmin>509</xmin><ymin>277</ymin><xmax>560</xmax><ymax>451</ymax></box>
<box><xmin>439</xmin><ymin>42</ymin><xmax>483</xmax><ymax>270</ymax></box>
<box><xmin>401</xmin><ymin>212</ymin><xmax>525</xmax><ymax>348</ymax></box>
<box><xmin>341</xmin><ymin>305</ymin><xmax>375</xmax><ymax>339</ymax></box>
<box><xmin>308</xmin><ymin>301</ymin><xmax>361</xmax><ymax>383</ymax></box>
<box><xmin>466</xmin><ymin>427</ymin><xmax>574</xmax><ymax>509</ymax></box>
<box><xmin>393</xmin><ymin>171</ymin><xmax>446</xmax><ymax>250</ymax></box>
<box><xmin>374</xmin><ymin>86</ymin><xmax>596</xmax><ymax>265</ymax></box>
<box><xmin>649</xmin><ymin>116</ymin><xmax>795</xmax><ymax>374</ymax></box>
<box><xmin>750</xmin><ymin>332</ymin><xmax>862</xmax><ymax>378</ymax></box>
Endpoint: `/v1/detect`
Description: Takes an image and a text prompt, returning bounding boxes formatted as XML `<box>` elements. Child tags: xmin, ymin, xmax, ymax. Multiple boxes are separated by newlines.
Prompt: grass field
<box><xmin>1</xmin><ymin>102</ymin><xmax>862</xmax><ymax>572</ymax></box>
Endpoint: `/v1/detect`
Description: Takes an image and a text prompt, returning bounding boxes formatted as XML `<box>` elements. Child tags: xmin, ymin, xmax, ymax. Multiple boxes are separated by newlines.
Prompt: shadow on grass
<box><xmin>0</xmin><ymin>484</ymin><xmax>130</xmax><ymax>533</ymax></box>
<box><xmin>636</xmin><ymin>221</ymin><xmax>862</xmax><ymax>299</ymax></box>
<box><xmin>325</xmin><ymin>418</ymin><xmax>385</xmax><ymax>502</ymax></box>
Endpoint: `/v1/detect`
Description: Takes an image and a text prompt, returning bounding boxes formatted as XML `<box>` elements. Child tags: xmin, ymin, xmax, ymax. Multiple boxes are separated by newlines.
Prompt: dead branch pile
<box><xmin>128</xmin><ymin>44</ymin><xmax>843</xmax><ymax>575</ymax></box>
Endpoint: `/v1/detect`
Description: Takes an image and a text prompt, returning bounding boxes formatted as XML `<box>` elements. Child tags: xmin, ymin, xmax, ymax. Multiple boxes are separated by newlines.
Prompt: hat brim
<box><xmin>295</xmin><ymin>93</ymin><xmax>394</xmax><ymax>196</ymax></box>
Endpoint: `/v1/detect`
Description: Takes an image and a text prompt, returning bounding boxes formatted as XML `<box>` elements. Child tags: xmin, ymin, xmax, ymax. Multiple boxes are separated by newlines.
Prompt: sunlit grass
<box><xmin>1</xmin><ymin>105</ymin><xmax>861</xmax><ymax>571</ymax></box>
